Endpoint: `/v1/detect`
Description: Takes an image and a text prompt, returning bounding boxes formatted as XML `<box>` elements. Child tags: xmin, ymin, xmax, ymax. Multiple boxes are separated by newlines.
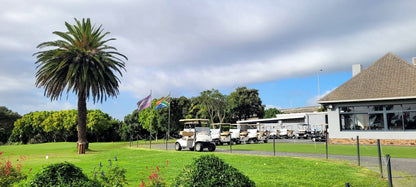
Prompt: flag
<box><xmin>154</xmin><ymin>96</ymin><xmax>171</xmax><ymax>110</ymax></box>
<box><xmin>137</xmin><ymin>94</ymin><xmax>152</xmax><ymax>112</ymax></box>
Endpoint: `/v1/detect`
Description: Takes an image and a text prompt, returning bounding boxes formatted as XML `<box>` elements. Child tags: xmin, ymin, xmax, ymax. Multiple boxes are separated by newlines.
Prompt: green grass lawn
<box><xmin>1</xmin><ymin>142</ymin><xmax>387</xmax><ymax>186</ymax></box>
<box><xmin>218</xmin><ymin>142</ymin><xmax>416</xmax><ymax>158</ymax></box>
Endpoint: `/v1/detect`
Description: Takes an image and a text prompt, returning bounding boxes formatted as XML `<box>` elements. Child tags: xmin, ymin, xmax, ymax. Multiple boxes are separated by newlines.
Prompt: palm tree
<box><xmin>34</xmin><ymin>18</ymin><xmax>127</xmax><ymax>154</ymax></box>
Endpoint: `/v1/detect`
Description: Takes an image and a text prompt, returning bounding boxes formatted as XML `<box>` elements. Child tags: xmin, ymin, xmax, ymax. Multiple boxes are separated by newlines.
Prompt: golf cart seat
<box><xmin>240</xmin><ymin>131</ymin><xmax>248</xmax><ymax>136</ymax></box>
<box><xmin>180</xmin><ymin>131</ymin><xmax>194</xmax><ymax>137</ymax></box>
<box><xmin>220</xmin><ymin>131</ymin><xmax>230</xmax><ymax>136</ymax></box>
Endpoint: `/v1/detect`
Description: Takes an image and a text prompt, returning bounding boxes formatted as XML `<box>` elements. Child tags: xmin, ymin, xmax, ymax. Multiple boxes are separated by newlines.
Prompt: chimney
<box><xmin>412</xmin><ymin>57</ymin><xmax>416</xmax><ymax>65</ymax></box>
<box><xmin>352</xmin><ymin>64</ymin><xmax>363</xmax><ymax>77</ymax></box>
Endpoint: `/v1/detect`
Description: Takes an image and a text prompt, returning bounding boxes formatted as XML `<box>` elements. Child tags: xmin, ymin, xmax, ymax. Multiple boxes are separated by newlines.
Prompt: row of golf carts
<box><xmin>271</xmin><ymin>123</ymin><xmax>328</xmax><ymax>142</ymax></box>
<box><xmin>174</xmin><ymin>119</ymin><xmax>327</xmax><ymax>152</ymax></box>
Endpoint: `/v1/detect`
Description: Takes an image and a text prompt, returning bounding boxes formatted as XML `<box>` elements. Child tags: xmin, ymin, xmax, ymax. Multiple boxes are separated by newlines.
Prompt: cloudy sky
<box><xmin>2</xmin><ymin>0</ymin><xmax>416</xmax><ymax>120</ymax></box>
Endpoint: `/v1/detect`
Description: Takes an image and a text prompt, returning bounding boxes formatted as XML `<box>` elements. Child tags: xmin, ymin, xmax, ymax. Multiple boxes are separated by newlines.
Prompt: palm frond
<box><xmin>34</xmin><ymin>18</ymin><xmax>127</xmax><ymax>103</ymax></box>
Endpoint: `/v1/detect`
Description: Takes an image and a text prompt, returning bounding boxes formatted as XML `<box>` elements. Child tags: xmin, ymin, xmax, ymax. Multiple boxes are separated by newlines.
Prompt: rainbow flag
<box><xmin>155</xmin><ymin>96</ymin><xmax>170</xmax><ymax>110</ymax></box>
<box><xmin>137</xmin><ymin>94</ymin><xmax>152</xmax><ymax>112</ymax></box>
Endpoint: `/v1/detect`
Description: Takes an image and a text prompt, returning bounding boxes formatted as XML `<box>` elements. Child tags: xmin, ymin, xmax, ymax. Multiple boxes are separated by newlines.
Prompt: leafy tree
<box><xmin>9</xmin><ymin>110</ymin><xmax>120</xmax><ymax>144</ymax></box>
<box><xmin>121</xmin><ymin>111</ymin><xmax>147</xmax><ymax>141</ymax></box>
<box><xmin>0</xmin><ymin>106</ymin><xmax>21</xmax><ymax>144</ymax></box>
<box><xmin>198</xmin><ymin>89</ymin><xmax>229</xmax><ymax>123</ymax></box>
<box><xmin>34</xmin><ymin>18</ymin><xmax>126</xmax><ymax>154</ymax></box>
<box><xmin>228</xmin><ymin>87</ymin><xmax>265</xmax><ymax>122</ymax></box>
<box><xmin>263</xmin><ymin>108</ymin><xmax>284</xmax><ymax>118</ymax></box>
<box><xmin>87</xmin><ymin>110</ymin><xmax>111</xmax><ymax>142</ymax></box>
<box><xmin>185</xmin><ymin>97</ymin><xmax>208</xmax><ymax>120</ymax></box>
<box><xmin>169</xmin><ymin>97</ymin><xmax>191</xmax><ymax>136</ymax></box>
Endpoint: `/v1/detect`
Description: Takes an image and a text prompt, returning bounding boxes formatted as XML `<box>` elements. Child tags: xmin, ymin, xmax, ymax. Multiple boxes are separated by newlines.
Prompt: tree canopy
<box><xmin>0</xmin><ymin>106</ymin><xmax>21</xmax><ymax>144</ymax></box>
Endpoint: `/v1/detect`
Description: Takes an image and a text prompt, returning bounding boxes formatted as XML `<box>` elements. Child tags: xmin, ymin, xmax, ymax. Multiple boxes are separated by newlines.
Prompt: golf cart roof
<box><xmin>211</xmin><ymin>123</ymin><xmax>231</xmax><ymax>126</ymax></box>
<box><xmin>236</xmin><ymin>123</ymin><xmax>260</xmax><ymax>126</ymax></box>
<box><xmin>180</xmin><ymin>119</ymin><xmax>209</xmax><ymax>124</ymax></box>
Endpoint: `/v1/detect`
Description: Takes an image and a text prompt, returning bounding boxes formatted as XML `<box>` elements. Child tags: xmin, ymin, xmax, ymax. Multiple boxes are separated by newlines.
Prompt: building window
<box><xmin>339</xmin><ymin>104</ymin><xmax>416</xmax><ymax>131</ymax></box>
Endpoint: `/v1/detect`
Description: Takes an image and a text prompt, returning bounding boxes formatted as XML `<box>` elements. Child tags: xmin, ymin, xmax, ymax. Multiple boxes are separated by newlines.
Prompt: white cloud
<box><xmin>306</xmin><ymin>90</ymin><xmax>333</xmax><ymax>106</ymax></box>
<box><xmin>2</xmin><ymin>0</ymin><xmax>416</xmax><ymax>116</ymax></box>
<box><xmin>19</xmin><ymin>101</ymin><xmax>75</xmax><ymax>114</ymax></box>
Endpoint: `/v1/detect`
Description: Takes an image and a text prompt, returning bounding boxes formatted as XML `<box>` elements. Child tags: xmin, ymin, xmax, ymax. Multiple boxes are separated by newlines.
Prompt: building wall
<box><xmin>327</xmin><ymin>99</ymin><xmax>416</xmax><ymax>143</ymax></box>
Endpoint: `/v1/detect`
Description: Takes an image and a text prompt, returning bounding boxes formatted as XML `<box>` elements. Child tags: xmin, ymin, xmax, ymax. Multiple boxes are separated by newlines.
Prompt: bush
<box><xmin>93</xmin><ymin>158</ymin><xmax>127</xmax><ymax>187</ymax></box>
<box><xmin>174</xmin><ymin>155</ymin><xmax>255</xmax><ymax>187</ymax></box>
<box><xmin>29</xmin><ymin>162</ymin><xmax>100</xmax><ymax>187</ymax></box>
<box><xmin>0</xmin><ymin>151</ymin><xmax>28</xmax><ymax>186</ymax></box>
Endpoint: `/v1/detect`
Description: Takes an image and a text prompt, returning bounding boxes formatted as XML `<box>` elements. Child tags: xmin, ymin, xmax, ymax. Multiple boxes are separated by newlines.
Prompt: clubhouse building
<box><xmin>318</xmin><ymin>53</ymin><xmax>416</xmax><ymax>145</ymax></box>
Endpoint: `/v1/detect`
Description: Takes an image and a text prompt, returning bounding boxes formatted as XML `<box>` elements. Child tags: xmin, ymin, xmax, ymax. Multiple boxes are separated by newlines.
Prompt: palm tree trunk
<box><xmin>77</xmin><ymin>93</ymin><xmax>88</xmax><ymax>154</ymax></box>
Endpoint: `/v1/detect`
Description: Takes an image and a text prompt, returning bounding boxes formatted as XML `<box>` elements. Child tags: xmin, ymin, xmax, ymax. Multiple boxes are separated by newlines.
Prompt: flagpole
<box><xmin>166</xmin><ymin>93</ymin><xmax>171</xmax><ymax>150</ymax></box>
<box><xmin>149</xmin><ymin>90</ymin><xmax>152</xmax><ymax>149</ymax></box>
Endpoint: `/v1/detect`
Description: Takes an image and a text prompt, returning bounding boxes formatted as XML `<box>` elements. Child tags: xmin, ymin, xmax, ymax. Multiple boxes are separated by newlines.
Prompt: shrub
<box><xmin>29</xmin><ymin>162</ymin><xmax>100</xmax><ymax>187</ymax></box>
<box><xmin>0</xmin><ymin>152</ymin><xmax>28</xmax><ymax>186</ymax></box>
<box><xmin>93</xmin><ymin>157</ymin><xmax>127</xmax><ymax>187</ymax></box>
<box><xmin>174</xmin><ymin>155</ymin><xmax>255</xmax><ymax>187</ymax></box>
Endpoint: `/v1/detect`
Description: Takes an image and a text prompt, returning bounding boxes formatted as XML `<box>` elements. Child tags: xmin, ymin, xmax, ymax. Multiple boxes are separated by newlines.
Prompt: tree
<box><xmin>0</xmin><ymin>106</ymin><xmax>21</xmax><ymax>144</ymax></box>
<box><xmin>263</xmin><ymin>108</ymin><xmax>284</xmax><ymax>118</ymax></box>
<box><xmin>34</xmin><ymin>18</ymin><xmax>126</xmax><ymax>154</ymax></box>
<box><xmin>228</xmin><ymin>87</ymin><xmax>265</xmax><ymax>122</ymax></box>
<box><xmin>198</xmin><ymin>89</ymin><xmax>228</xmax><ymax>123</ymax></box>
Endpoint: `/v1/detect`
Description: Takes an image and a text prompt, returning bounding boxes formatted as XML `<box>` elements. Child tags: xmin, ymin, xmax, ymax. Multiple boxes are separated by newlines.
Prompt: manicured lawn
<box><xmin>1</xmin><ymin>142</ymin><xmax>387</xmax><ymax>186</ymax></box>
<box><xmin>218</xmin><ymin>142</ymin><xmax>416</xmax><ymax>158</ymax></box>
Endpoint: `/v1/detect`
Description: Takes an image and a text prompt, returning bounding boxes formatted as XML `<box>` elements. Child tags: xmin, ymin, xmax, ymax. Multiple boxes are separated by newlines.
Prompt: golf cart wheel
<box><xmin>248</xmin><ymin>139</ymin><xmax>254</xmax><ymax>144</ymax></box>
<box><xmin>208</xmin><ymin>144</ymin><xmax>216</xmax><ymax>152</ymax></box>
<box><xmin>312</xmin><ymin>138</ymin><xmax>316</xmax><ymax>142</ymax></box>
<box><xmin>237</xmin><ymin>140</ymin><xmax>241</xmax><ymax>144</ymax></box>
<box><xmin>264</xmin><ymin>140</ymin><xmax>268</xmax><ymax>143</ymax></box>
<box><xmin>195</xmin><ymin>143</ymin><xmax>203</xmax><ymax>152</ymax></box>
<box><xmin>175</xmin><ymin>142</ymin><xmax>182</xmax><ymax>151</ymax></box>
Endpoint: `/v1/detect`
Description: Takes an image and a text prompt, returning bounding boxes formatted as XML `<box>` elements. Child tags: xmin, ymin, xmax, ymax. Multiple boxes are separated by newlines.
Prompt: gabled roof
<box><xmin>318</xmin><ymin>53</ymin><xmax>416</xmax><ymax>104</ymax></box>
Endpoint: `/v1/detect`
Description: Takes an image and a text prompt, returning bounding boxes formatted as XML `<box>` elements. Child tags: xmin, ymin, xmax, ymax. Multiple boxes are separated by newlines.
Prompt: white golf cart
<box><xmin>239</xmin><ymin>124</ymin><xmax>269</xmax><ymax>144</ymax></box>
<box><xmin>175</xmin><ymin>119</ymin><xmax>216</xmax><ymax>152</ymax></box>
<box><xmin>210</xmin><ymin>124</ymin><xmax>221</xmax><ymax>145</ymax></box>
<box><xmin>310</xmin><ymin>124</ymin><xmax>327</xmax><ymax>142</ymax></box>
<box><xmin>296</xmin><ymin>123</ymin><xmax>312</xmax><ymax>139</ymax></box>
<box><xmin>229</xmin><ymin>124</ymin><xmax>242</xmax><ymax>144</ymax></box>
<box><xmin>278</xmin><ymin>125</ymin><xmax>295</xmax><ymax>139</ymax></box>
<box><xmin>212</xmin><ymin>123</ymin><xmax>242</xmax><ymax>145</ymax></box>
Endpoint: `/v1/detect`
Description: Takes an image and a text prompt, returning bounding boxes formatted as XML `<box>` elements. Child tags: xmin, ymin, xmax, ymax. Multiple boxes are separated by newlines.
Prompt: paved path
<box><xmin>149</xmin><ymin>143</ymin><xmax>416</xmax><ymax>186</ymax></box>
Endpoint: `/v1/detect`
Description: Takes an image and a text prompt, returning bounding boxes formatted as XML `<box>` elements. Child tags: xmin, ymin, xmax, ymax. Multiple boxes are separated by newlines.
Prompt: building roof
<box><xmin>318</xmin><ymin>53</ymin><xmax>416</xmax><ymax>104</ymax></box>
<box><xmin>281</xmin><ymin>106</ymin><xmax>320</xmax><ymax>113</ymax></box>
<box><xmin>237</xmin><ymin>112</ymin><xmax>327</xmax><ymax>124</ymax></box>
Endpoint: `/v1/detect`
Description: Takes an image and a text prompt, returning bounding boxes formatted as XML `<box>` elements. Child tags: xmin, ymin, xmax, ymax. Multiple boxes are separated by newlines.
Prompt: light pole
<box><xmin>317</xmin><ymin>69</ymin><xmax>323</xmax><ymax>99</ymax></box>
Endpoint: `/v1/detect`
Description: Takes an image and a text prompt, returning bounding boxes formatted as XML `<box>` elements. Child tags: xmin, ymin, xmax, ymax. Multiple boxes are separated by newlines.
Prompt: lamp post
<box><xmin>317</xmin><ymin>69</ymin><xmax>323</xmax><ymax>99</ymax></box>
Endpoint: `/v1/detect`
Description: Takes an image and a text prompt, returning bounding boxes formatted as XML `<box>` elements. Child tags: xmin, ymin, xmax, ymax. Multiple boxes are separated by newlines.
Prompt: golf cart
<box><xmin>211</xmin><ymin>123</ymin><xmax>231</xmax><ymax>145</ymax></box>
<box><xmin>229</xmin><ymin>124</ymin><xmax>242</xmax><ymax>144</ymax></box>
<box><xmin>257</xmin><ymin>124</ymin><xmax>270</xmax><ymax>143</ymax></box>
<box><xmin>296</xmin><ymin>123</ymin><xmax>311</xmax><ymax>139</ymax></box>
<box><xmin>239</xmin><ymin>124</ymin><xmax>269</xmax><ymax>144</ymax></box>
<box><xmin>175</xmin><ymin>119</ymin><xmax>216</xmax><ymax>152</ymax></box>
<box><xmin>210</xmin><ymin>124</ymin><xmax>221</xmax><ymax>145</ymax></box>
<box><xmin>278</xmin><ymin>125</ymin><xmax>295</xmax><ymax>139</ymax></box>
<box><xmin>269</xmin><ymin>129</ymin><xmax>279</xmax><ymax>139</ymax></box>
<box><xmin>311</xmin><ymin>124</ymin><xmax>327</xmax><ymax>142</ymax></box>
